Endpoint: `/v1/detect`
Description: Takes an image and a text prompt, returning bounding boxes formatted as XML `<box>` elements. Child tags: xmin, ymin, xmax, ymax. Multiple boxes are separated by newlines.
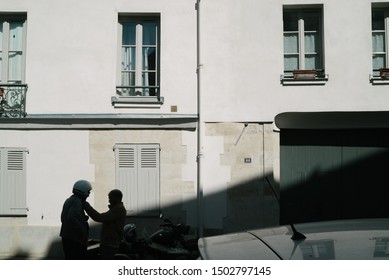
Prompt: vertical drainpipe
<box><xmin>196</xmin><ymin>0</ymin><xmax>204</xmax><ymax>238</ymax></box>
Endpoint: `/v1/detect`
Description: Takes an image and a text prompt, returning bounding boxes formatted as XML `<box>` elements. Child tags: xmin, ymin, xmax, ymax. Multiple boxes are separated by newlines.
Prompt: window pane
<box><xmin>121</xmin><ymin>47</ymin><xmax>135</xmax><ymax>71</ymax></box>
<box><xmin>143</xmin><ymin>72</ymin><xmax>156</xmax><ymax>86</ymax></box>
<box><xmin>143</xmin><ymin>47</ymin><xmax>156</xmax><ymax>96</ymax></box>
<box><xmin>372</xmin><ymin>10</ymin><xmax>385</xmax><ymax>30</ymax></box>
<box><xmin>122</xmin><ymin>22</ymin><xmax>136</xmax><ymax>45</ymax></box>
<box><xmin>121</xmin><ymin>72</ymin><xmax>135</xmax><ymax>87</ymax></box>
<box><xmin>284</xmin><ymin>33</ymin><xmax>298</xmax><ymax>53</ymax></box>
<box><xmin>372</xmin><ymin>32</ymin><xmax>385</xmax><ymax>52</ymax></box>
<box><xmin>284</xmin><ymin>55</ymin><xmax>299</xmax><ymax>71</ymax></box>
<box><xmin>304</xmin><ymin>11</ymin><xmax>320</xmax><ymax>31</ymax></box>
<box><xmin>120</xmin><ymin>71</ymin><xmax>135</xmax><ymax>96</ymax></box>
<box><xmin>142</xmin><ymin>72</ymin><xmax>156</xmax><ymax>96</ymax></box>
<box><xmin>143</xmin><ymin>47</ymin><xmax>156</xmax><ymax>71</ymax></box>
<box><xmin>9</xmin><ymin>22</ymin><xmax>23</xmax><ymax>51</ymax></box>
<box><xmin>283</xmin><ymin>11</ymin><xmax>298</xmax><ymax>31</ymax></box>
<box><xmin>8</xmin><ymin>52</ymin><xmax>22</xmax><ymax>82</ymax></box>
<box><xmin>305</xmin><ymin>54</ymin><xmax>320</xmax><ymax>70</ymax></box>
<box><xmin>8</xmin><ymin>23</ymin><xmax>23</xmax><ymax>83</ymax></box>
<box><xmin>143</xmin><ymin>23</ymin><xmax>157</xmax><ymax>45</ymax></box>
<box><xmin>373</xmin><ymin>54</ymin><xmax>385</xmax><ymax>70</ymax></box>
<box><xmin>0</xmin><ymin>23</ymin><xmax>3</xmax><ymax>82</ymax></box>
<box><xmin>0</xmin><ymin>23</ymin><xmax>2</xmax><ymax>50</ymax></box>
<box><xmin>305</xmin><ymin>33</ymin><xmax>320</xmax><ymax>53</ymax></box>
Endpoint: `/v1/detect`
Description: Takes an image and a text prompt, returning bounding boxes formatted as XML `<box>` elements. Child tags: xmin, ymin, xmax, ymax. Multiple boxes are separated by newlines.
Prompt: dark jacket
<box><xmin>60</xmin><ymin>194</ymin><xmax>89</xmax><ymax>244</ymax></box>
<box><xmin>84</xmin><ymin>202</ymin><xmax>126</xmax><ymax>248</ymax></box>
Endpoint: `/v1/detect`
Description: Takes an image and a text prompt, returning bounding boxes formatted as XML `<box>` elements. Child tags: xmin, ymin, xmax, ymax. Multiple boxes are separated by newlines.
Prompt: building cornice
<box><xmin>0</xmin><ymin>113</ymin><xmax>198</xmax><ymax>130</ymax></box>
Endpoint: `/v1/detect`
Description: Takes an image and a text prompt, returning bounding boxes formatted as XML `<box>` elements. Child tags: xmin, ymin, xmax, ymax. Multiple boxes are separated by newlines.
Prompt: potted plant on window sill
<box><xmin>293</xmin><ymin>69</ymin><xmax>317</xmax><ymax>79</ymax></box>
<box><xmin>379</xmin><ymin>68</ymin><xmax>389</xmax><ymax>79</ymax></box>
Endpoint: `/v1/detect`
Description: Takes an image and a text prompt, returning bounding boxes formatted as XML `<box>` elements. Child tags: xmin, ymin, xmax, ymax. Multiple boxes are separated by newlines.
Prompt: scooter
<box><xmin>115</xmin><ymin>215</ymin><xmax>199</xmax><ymax>260</ymax></box>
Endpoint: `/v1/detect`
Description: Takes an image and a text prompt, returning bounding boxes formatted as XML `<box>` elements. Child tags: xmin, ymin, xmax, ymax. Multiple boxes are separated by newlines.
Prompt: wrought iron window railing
<box><xmin>116</xmin><ymin>85</ymin><xmax>160</xmax><ymax>97</ymax></box>
<box><xmin>0</xmin><ymin>84</ymin><xmax>27</xmax><ymax>118</ymax></box>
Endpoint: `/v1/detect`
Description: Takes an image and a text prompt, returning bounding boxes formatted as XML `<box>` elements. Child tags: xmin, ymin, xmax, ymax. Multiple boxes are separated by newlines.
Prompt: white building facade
<box><xmin>1</xmin><ymin>0</ymin><xmax>389</xmax><ymax>258</ymax></box>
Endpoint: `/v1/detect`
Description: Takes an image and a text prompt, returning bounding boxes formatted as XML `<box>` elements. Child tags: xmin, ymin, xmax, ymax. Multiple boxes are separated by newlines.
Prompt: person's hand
<box><xmin>83</xmin><ymin>201</ymin><xmax>91</xmax><ymax>209</ymax></box>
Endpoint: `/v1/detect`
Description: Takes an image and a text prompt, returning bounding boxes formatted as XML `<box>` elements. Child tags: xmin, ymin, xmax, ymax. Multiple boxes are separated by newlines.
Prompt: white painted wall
<box><xmin>201</xmin><ymin>0</ymin><xmax>389</xmax><ymax>122</ymax></box>
<box><xmin>1</xmin><ymin>0</ymin><xmax>388</xmax><ymax>257</ymax></box>
<box><xmin>1</xmin><ymin>0</ymin><xmax>388</xmax><ymax>131</ymax></box>
<box><xmin>0</xmin><ymin>130</ymin><xmax>95</xmax><ymax>258</ymax></box>
<box><xmin>0</xmin><ymin>0</ymin><xmax>197</xmax><ymax>115</ymax></box>
<box><xmin>0</xmin><ymin>130</ymin><xmax>95</xmax><ymax>226</ymax></box>
<box><xmin>203</xmin><ymin>135</ymin><xmax>230</xmax><ymax>229</ymax></box>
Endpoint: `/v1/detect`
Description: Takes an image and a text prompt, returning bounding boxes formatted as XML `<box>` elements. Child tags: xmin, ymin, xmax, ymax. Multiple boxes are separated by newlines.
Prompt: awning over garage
<box><xmin>275</xmin><ymin>111</ymin><xmax>389</xmax><ymax>130</ymax></box>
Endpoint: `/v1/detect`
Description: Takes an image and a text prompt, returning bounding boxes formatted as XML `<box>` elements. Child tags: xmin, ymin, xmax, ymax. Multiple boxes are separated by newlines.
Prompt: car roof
<box><xmin>198</xmin><ymin>218</ymin><xmax>389</xmax><ymax>260</ymax></box>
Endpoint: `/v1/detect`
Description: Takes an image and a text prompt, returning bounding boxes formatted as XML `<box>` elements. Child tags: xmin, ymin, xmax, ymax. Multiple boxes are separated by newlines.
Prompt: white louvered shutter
<box><xmin>138</xmin><ymin>146</ymin><xmax>160</xmax><ymax>215</ymax></box>
<box><xmin>115</xmin><ymin>144</ymin><xmax>160</xmax><ymax>216</ymax></box>
<box><xmin>0</xmin><ymin>148</ymin><xmax>27</xmax><ymax>215</ymax></box>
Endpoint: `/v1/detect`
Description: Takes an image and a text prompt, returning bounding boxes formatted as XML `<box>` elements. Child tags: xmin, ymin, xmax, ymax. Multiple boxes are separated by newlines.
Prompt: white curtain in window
<box><xmin>284</xmin><ymin>33</ymin><xmax>299</xmax><ymax>71</ymax></box>
<box><xmin>8</xmin><ymin>22</ymin><xmax>23</xmax><ymax>83</ymax></box>
<box><xmin>143</xmin><ymin>47</ymin><xmax>149</xmax><ymax>96</ymax></box>
<box><xmin>121</xmin><ymin>47</ymin><xmax>135</xmax><ymax>96</ymax></box>
<box><xmin>304</xmin><ymin>34</ymin><xmax>317</xmax><ymax>53</ymax></box>
<box><xmin>372</xmin><ymin>33</ymin><xmax>385</xmax><ymax>52</ymax></box>
<box><xmin>120</xmin><ymin>22</ymin><xmax>136</xmax><ymax>96</ymax></box>
<box><xmin>0</xmin><ymin>24</ymin><xmax>3</xmax><ymax>81</ymax></box>
<box><xmin>372</xmin><ymin>32</ymin><xmax>386</xmax><ymax>69</ymax></box>
<box><xmin>142</xmin><ymin>23</ymin><xmax>156</xmax><ymax>96</ymax></box>
<box><xmin>304</xmin><ymin>33</ymin><xmax>320</xmax><ymax>69</ymax></box>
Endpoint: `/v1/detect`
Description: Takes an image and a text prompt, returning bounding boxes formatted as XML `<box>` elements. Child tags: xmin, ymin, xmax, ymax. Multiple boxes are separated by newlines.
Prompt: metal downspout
<box><xmin>196</xmin><ymin>0</ymin><xmax>204</xmax><ymax>238</ymax></box>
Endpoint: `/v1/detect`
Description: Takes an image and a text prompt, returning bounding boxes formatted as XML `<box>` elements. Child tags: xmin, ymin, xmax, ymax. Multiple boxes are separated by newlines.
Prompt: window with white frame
<box><xmin>117</xmin><ymin>15</ymin><xmax>160</xmax><ymax>97</ymax></box>
<box><xmin>0</xmin><ymin>14</ymin><xmax>27</xmax><ymax>84</ymax></box>
<box><xmin>283</xmin><ymin>8</ymin><xmax>324</xmax><ymax>77</ymax></box>
<box><xmin>114</xmin><ymin>143</ymin><xmax>160</xmax><ymax>216</ymax></box>
<box><xmin>0</xmin><ymin>147</ymin><xmax>27</xmax><ymax>216</ymax></box>
<box><xmin>372</xmin><ymin>7</ymin><xmax>389</xmax><ymax>77</ymax></box>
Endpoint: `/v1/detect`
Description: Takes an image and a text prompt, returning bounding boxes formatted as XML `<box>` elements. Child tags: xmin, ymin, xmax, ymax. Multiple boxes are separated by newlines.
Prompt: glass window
<box><xmin>118</xmin><ymin>16</ymin><xmax>159</xmax><ymax>97</ymax></box>
<box><xmin>372</xmin><ymin>8</ymin><xmax>389</xmax><ymax>76</ymax></box>
<box><xmin>0</xmin><ymin>15</ymin><xmax>26</xmax><ymax>84</ymax></box>
<box><xmin>8</xmin><ymin>22</ymin><xmax>23</xmax><ymax>83</ymax></box>
<box><xmin>283</xmin><ymin>8</ymin><xmax>323</xmax><ymax>77</ymax></box>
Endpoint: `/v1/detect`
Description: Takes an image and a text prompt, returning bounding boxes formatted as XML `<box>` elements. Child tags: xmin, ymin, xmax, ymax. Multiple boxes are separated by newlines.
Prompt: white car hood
<box><xmin>198</xmin><ymin>219</ymin><xmax>389</xmax><ymax>260</ymax></box>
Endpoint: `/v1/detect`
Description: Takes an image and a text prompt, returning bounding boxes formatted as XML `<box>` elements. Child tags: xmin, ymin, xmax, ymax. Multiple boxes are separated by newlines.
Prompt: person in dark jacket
<box><xmin>60</xmin><ymin>180</ymin><xmax>92</xmax><ymax>260</ymax></box>
<box><xmin>84</xmin><ymin>189</ymin><xmax>127</xmax><ymax>259</ymax></box>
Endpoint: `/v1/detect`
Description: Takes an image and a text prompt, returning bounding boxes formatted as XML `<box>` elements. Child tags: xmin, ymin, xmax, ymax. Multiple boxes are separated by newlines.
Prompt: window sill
<box><xmin>111</xmin><ymin>96</ymin><xmax>164</xmax><ymax>108</ymax></box>
<box><xmin>0</xmin><ymin>215</ymin><xmax>27</xmax><ymax>217</ymax></box>
<box><xmin>369</xmin><ymin>75</ymin><xmax>389</xmax><ymax>85</ymax></box>
<box><xmin>280</xmin><ymin>74</ymin><xmax>329</xmax><ymax>86</ymax></box>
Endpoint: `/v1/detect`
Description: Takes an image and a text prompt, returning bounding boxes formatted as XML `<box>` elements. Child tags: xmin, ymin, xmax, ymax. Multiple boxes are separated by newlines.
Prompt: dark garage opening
<box><xmin>276</xmin><ymin>112</ymin><xmax>389</xmax><ymax>224</ymax></box>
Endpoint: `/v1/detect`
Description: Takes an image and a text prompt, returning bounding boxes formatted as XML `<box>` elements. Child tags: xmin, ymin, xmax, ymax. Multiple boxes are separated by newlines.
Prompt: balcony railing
<box><xmin>116</xmin><ymin>85</ymin><xmax>160</xmax><ymax>97</ymax></box>
<box><xmin>0</xmin><ymin>84</ymin><xmax>27</xmax><ymax>118</ymax></box>
<box><xmin>112</xmin><ymin>85</ymin><xmax>163</xmax><ymax>108</ymax></box>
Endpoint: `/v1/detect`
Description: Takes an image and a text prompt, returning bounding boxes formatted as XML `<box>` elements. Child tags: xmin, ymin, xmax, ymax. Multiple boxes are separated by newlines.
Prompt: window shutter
<box><xmin>138</xmin><ymin>145</ymin><xmax>160</xmax><ymax>215</ymax></box>
<box><xmin>116</xmin><ymin>145</ymin><xmax>138</xmax><ymax>215</ymax></box>
<box><xmin>115</xmin><ymin>144</ymin><xmax>160</xmax><ymax>216</ymax></box>
<box><xmin>0</xmin><ymin>148</ymin><xmax>27</xmax><ymax>215</ymax></box>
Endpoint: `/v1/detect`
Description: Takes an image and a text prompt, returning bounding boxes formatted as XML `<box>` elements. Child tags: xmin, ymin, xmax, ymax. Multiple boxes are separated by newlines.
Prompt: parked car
<box><xmin>198</xmin><ymin>218</ymin><xmax>389</xmax><ymax>260</ymax></box>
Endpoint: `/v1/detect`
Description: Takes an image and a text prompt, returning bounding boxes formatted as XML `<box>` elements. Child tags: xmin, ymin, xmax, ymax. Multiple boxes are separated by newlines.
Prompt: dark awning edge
<box><xmin>275</xmin><ymin>111</ymin><xmax>389</xmax><ymax>130</ymax></box>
